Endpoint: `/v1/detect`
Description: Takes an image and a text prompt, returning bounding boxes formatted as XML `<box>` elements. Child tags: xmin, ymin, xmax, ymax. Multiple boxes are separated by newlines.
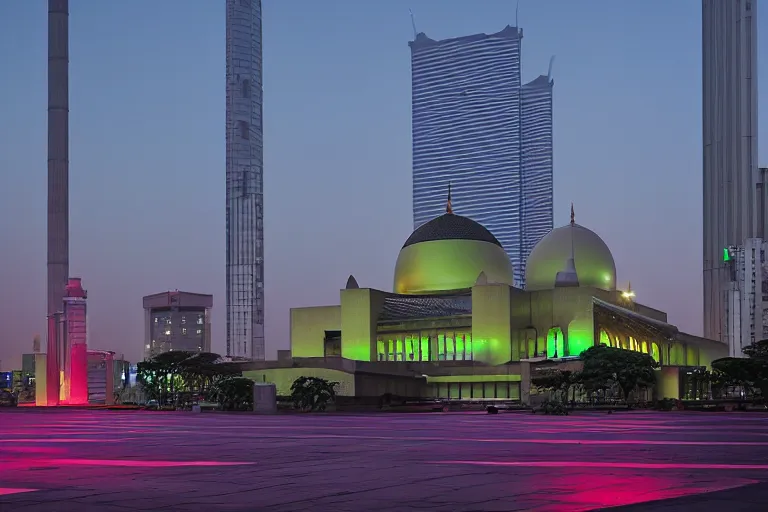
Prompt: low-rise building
<box><xmin>142</xmin><ymin>291</ymin><xmax>213</xmax><ymax>359</ymax></box>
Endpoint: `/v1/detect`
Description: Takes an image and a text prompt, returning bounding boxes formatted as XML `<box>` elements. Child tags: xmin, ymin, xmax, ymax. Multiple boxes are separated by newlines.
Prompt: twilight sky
<box><xmin>1</xmin><ymin>0</ymin><xmax>766</xmax><ymax>370</ymax></box>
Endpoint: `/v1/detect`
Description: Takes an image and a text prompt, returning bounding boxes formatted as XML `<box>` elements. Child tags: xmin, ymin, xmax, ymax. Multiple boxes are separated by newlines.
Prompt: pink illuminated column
<box><xmin>45</xmin><ymin>312</ymin><xmax>62</xmax><ymax>406</ymax></box>
<box><xmin>63</xmin><ymin>278</ymin><xmax>88</xmax><ymax>405</ymax></box>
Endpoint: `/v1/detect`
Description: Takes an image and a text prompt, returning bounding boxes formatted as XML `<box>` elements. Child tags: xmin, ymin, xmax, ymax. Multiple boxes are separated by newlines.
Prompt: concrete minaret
<box><xmin>47</xmin><ymin>0</ymin><xmax>69</xmax><ymax>316</ymax></box>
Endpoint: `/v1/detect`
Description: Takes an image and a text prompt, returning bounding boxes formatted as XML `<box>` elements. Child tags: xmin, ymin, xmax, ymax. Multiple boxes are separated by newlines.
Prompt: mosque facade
<box><xmin>244</xmin><ymin>200</ymin><xmax>727</xmax><ymax>403</ymax></box>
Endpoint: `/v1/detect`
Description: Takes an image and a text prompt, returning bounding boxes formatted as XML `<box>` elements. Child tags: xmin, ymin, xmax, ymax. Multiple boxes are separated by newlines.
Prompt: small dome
<box><xmin>403</xmin><ymin>213</ymin><xmax>502</xmax><ymax>248</ymax></box>
<box><xmin>394</xmin><ymin>213</ymin><xmax>513</xmax><ymax>294</ymax></box>
<box><xmin>525</xmin><ymin>222</ymin><xmax>616</xmax><ymax>291</ymax></box>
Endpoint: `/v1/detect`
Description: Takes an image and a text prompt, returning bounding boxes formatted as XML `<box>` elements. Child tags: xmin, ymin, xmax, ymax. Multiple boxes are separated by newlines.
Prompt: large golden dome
<box><xmin>525</xmin><ymin>220</ymin><xmax>616</xmax><ymax>291</ymax></box>
<box><xmin>393</xmin><ymin>213</ymin><xmax>514</xmax><ymax>295</ymax></box>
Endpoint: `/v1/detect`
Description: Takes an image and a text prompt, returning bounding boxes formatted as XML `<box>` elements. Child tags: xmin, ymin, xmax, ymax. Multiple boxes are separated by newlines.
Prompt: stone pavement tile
<box><xmin>611</xmin><ymin>502</ymin><xmax>763</xmax><ymax>512</ymax></box>
<box><xmin>5</xmin><ymin>502</ymin><xmax>136</xmax><ymax>512</ymax></box>
<box><xmin>606</xmin><ymin>480</ymin><xmax>768</xmax><ymax>511</ymax></box>
<box><xmin>4</xmin><ymin>410</ymin><xmax>768</xmax><ymax>511</ymax></box>
<box><xmin>263</xmin><ymin>484</ymin><xmax>548</xmax><ymax>512</ymax></box>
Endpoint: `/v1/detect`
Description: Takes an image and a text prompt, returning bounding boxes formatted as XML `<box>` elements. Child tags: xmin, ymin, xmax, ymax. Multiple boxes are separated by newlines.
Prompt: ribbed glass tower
<box><xmin>226</xmin><ymin>0</ymin><xmax>264</xmax><ymax>359</ymax></box>
<box><xmin>702</xmin><ymin>0</ymin><xmax>761</xmax><ymax>343</ymax></box>
<box><xmin>410</xmin><ymin>26</ymin><xmax>553</xmax><ymax>288</ymax></box>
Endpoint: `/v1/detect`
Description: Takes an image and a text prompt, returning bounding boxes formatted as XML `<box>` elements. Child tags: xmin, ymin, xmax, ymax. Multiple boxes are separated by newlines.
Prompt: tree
<box><xmin>579</xmin><ymin>345</ymin><xmax>659</xmax><ymax>404</ymax></box>
<box><xmin>712</xmin><ymin>357</ymin><xmax>768</xmax><ymax>399</ymax></box>
<box><xmin>178</xmin><ymin>352</ymin><xmax>240</xmax><ymax>397</ymax></box>
<box><xmin>743</xmin><ymin>339</ymin><xmax>768</xmax><ymax>360</ymax></box>
<box><xmin>211</xmin><ymin>376</ymin><xmax>255</xmax><ymax>411</ymax></box>
<box><xmin>137</xmin><ymin>351</ymin><xmax>243</xmax><ymax>406</ymax></box>
<box><xmin>290</xmin><ymin>376</ymin><xmax>338</xmax><ymax>412</ymax></box>
<box><xmin>688</xmin><ymin>367</ymin><xmax>711</xmax><ymax>400</ymax></box>
<box><xmin>712</xmin><ymin>339</ymin><xmax>768</xmax><ymax>400</ymax></box>
<box><xmin>136</xmin><ymin>358</ymin><xmax>163</xmax><ymax>401</ymax></box>
<box><xmin>531</xmin><ymin>369</ymin><xmax>575</xmax><ymax>404</ymax></box>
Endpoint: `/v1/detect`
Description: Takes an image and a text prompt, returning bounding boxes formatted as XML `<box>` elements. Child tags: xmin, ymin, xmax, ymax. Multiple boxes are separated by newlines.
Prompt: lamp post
<box><xmin>621</xmin><ymin>282</ymin><xmax>636</xmax><ymax>301</ymax></box>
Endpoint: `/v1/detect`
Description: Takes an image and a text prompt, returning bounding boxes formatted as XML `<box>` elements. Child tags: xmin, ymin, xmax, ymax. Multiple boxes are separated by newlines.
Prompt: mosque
<box><xmin>244</xmin><ymin>196</ymin><xmax>727</xmax><ymax>403</ymax></box>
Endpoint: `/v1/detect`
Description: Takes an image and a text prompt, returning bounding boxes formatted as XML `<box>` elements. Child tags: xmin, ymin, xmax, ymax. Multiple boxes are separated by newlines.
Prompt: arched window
<box><xmin>568</xmin><ymin>317</ymin><xmax>593</xmax><ymax>356</ymax></box>
<box><xmin>651</xmin><ymin>343</ymin><xmax>660</xmax><ymax>363</ymax></box>
<box><xmin>547</xmin><ymin>327</ymin><xmax>564</xmax><ymax>358</ymax></box>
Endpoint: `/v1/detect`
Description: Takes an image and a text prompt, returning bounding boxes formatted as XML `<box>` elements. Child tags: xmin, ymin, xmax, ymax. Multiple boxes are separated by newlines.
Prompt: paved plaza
<box><xmin>0</xmin><ymin>410</ymin><xmax>767</xmax><ymax>511</ymax></box>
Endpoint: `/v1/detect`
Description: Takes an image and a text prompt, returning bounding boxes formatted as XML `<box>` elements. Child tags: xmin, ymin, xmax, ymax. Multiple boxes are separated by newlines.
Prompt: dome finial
<box><xmin>570</xmin><ymin>202</ymin><xmax>575</xmax><ymax>225</ymax></box>
<box><xmin>446</xmin><ymin>182</ymin><xmax>453</xmax><ymax>214</ymax></box>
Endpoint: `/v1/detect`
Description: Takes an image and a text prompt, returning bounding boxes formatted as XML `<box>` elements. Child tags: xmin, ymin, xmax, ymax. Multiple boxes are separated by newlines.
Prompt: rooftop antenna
<box><xmin>516</xmin><ymin>0</ymin><xmax>519</xmax><ymax>28</ymax></box>
<box><xmin>554</xmin><ymin>202</ymin><xmax>580</xmax><ymax>290</ymax></box>
<box><xmin>548</xmin><ymin>55</ymin><xmax>556</xmax><ymax>81</ymax></box>
<box><xmin>569</xmin><ymin>203</ymin><xmax>576</xmax><ymax>259</ymax></box>
<box><xmin>409</xmin><ymin>9</ymin><xmax>418</xmax><ymax>39</ymax></box>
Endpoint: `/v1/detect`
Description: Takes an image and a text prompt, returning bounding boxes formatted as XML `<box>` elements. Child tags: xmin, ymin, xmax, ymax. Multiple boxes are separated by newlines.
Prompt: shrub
<box><xmin>211</xmin><ymin>376</ymin><xmax>255</xmax><ymax>411</ymax></box>
<box><xmin>655</xmin><ymin>398</ymin><xmax>677</xmax><ymax>411</ymax></box>
<box><xmin>539</xmin><ymin>400</ymin><xmax>568</xmax><ymax>416</ymax></box>
<box><xmin>290</xmin><ymin>376</ymin><xmax>338</xmax><ymax>412</ymax></box>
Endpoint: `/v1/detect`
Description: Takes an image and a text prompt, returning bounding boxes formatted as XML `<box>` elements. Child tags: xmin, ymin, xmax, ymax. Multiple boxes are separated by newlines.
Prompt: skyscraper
<box><xmin>410</xmin><ymin>26</ymin><xmax>553</xmax><ymax>287</ymax></box>
<box><xmin>46</xmin><ymin>0</ymin><xmax>69</xmax><ymax>405</ymax></box>
<box><xmin>521</xmin><ymin>75</ymin><xmax>555</xmax><ymax>279</ymax></box>
<box><xmin>225</xmin><ymin>0</ymin><xmax>265</xmax><ymax>359</ymax></box>
<box><xmin>48</xmin><ymin>0</ymin><xmax>69</xmax><ymax>318</ymax></box>
<box><xmin>702</xmin><ymin>0</ymin><xmax>763</xmax><ymax>343</ymax></box>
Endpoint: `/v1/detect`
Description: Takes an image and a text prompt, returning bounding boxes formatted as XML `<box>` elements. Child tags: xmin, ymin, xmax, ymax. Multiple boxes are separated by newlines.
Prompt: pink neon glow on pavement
<box><xmin>46</xmin><ymin>459</ymin><xmax>255</xmax><ymax>468</ymax></box>
<box><xmin>434</xmin><ymin>460</ymin><xmax>768</xmax><ymax>470</ymax></box>
<box><xmin>267</xmin><ymin>433</ymin><xmax>768</xmax><ymax>446</ymax></box>
<box><xmin>0</xmin><ymin>438</ymin><xmax>127</xmax><ymax>444</ymax></box>
<box><xmin>528</xmin><ymin>474</ymin><xmax>758</xmax><ymax>512</ymax></box>
<box><xmin>0</xmin><ymin>488</ymin><xmax>39</xmax><ymax>496</ymax></box>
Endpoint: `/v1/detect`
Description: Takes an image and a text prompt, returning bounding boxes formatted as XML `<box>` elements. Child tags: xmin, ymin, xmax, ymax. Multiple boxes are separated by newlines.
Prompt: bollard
<box><xmin>253</xmin><ymin>383</ymin><xmax>277</xmax><ymax>414</ymax></box>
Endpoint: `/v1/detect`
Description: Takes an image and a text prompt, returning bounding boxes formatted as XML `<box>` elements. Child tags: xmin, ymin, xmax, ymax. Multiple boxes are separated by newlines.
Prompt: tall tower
<box><xmin>46</xmin><ymin>0</ymin><xmax>69</xmax><ymax>405</ymax></box>
<box><xmin>225</xmin><ymin>0</ymin><xmax>265</xmax><ymax>359</ymax></box>
<box><xmin>702</xmin><ymin>0</ymin><xmax>761</xmax><ymax>343</ymax></box>
<box><xmin>48</xmin><ymin>0</ymin><xmax>69</xmax><ymax>317</ymax></box>
<box><xmin>409</xmin><ymin>26</ymin><xmax>554</xmax><ymax>288</ymax></box>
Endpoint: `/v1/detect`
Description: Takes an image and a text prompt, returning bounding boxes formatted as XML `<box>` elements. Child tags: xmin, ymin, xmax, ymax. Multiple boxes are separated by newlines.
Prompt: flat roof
<box><xmin>142</xmin><ymin>291</ymin><xmax>213</xmax><ymax>309</ymax></box>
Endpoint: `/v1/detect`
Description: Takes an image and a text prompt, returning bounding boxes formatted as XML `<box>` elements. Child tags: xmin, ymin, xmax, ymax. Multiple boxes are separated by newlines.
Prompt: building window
<box><xmin>239</xmin><ymin>120</ymin><xmax>249</xmax><ymax>140</ymax></box>
<box><xmin>197</xmin><ymin>315</ymin><xmax>203</xmax><ymax>325</ymax></box>
<box><xmin>181</xmin><ymin>316</ymin><xmax>186</xmax><ymax>324</ymax></box>
<box><xmin>242</xmin><ymin>79</ymin><xmax>251</xmax><ymax>98</ymax></box>
<box><xmin>154</xmin><ymin>317</ymin><xmax>158</xmax><ymax>324</ymax></box>
<box><xmin>164</xmin><ymin>330</ymin><xmax>171</xmax><ymax>336</ymax></box>
<box><xmin>182</xmin><ymin>328</ymin><xmax>187</xmax><ymax>335</ymax></box>
<box><xmin>196</xmin><ymin>329</ymin><xmax>202</xmax><ymax>335</ymax></box>
<box><xmin>324</xmin><ymin>331</ymin><xmax>342</xmax><ymax>357</ymax></box>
